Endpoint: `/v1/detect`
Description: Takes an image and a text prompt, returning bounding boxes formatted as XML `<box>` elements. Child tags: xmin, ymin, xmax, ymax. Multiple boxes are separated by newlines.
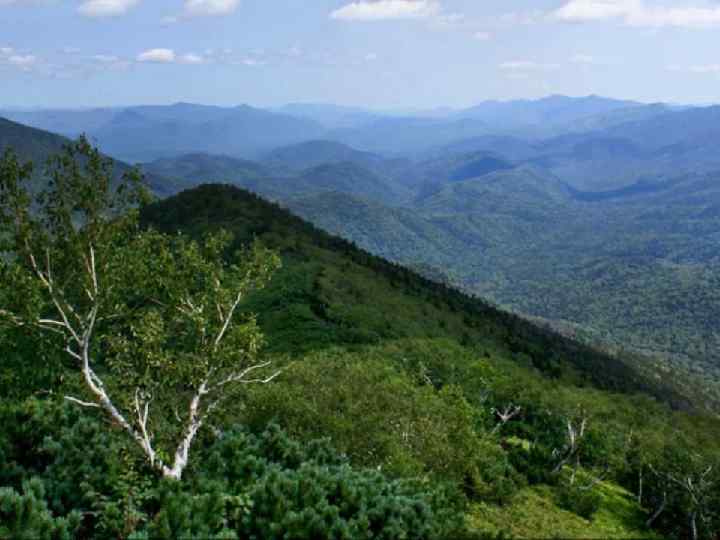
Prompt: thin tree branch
<box><xmin>65</xmin><ymin>396</ymin><xmax>101</xmax><ymax>408</ymax></box>
<box><xmin>213</xmin><ymin>291</ymin><xmax>244</xmax><ymax>351</ymax></box>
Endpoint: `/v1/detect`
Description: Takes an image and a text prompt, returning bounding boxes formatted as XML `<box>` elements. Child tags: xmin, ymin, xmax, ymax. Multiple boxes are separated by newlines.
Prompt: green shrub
<box><xmin>242</xmin><ymin>351</ymin><xmax>483</xmax><ymax>483</ymax></box>
<box><xmin>0</xmin><ymin>478</ymin><xmax>81</xmax><ymax>540</ymax></box>
<box><xmin>139</xmin><ymin>425</ymin><xmax>464</xmax><ymax>539</ymax></box>
<box><xmin>466</xmin><ymin>439</ymin><xmax>526</xmax><ymax>505</ymax></box>
<box><xmin>556</xmin><ymin>483</ymin><xmax>602</xmax><ymax>520</ymax></box>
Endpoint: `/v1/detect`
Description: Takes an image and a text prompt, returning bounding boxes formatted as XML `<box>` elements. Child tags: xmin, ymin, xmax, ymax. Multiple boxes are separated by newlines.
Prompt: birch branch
<box><xmin>65</xmin><ymin>396</ymin><xmax>101</xmax><ymax>408</ymax></box>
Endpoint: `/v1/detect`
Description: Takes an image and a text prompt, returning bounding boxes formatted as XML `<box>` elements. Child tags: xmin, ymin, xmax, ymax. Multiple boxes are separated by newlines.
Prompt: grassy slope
<box><xmin>470</xmin><ymin>483</ymin><xmax>661</xmax><ymax>539</ymax></box>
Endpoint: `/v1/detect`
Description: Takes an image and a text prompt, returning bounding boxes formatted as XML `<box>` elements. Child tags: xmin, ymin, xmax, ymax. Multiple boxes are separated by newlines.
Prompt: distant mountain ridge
<box><xmin>1</xmin><ymin>95</ymin><xmax>676</xmax><ymax>161</ymax></box>
<box><xmin>264</xmin><ymin>140</ymin><xmax>384</xmax><ymax>171</ymax></box>
<box><xmin>2</xmin><ymin>103</ymin><xmax>326</xmax><ymax>163</ymax></box>
<box><xmin>0</xmin><ymin>116</ymin><xmax>179</xmax><ymax>195</ymax></box>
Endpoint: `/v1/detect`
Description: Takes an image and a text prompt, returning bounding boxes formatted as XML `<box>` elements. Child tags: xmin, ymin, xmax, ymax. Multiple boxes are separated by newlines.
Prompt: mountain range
<box><xmin>3</xmin><ymin>94</ymin><xmax>720</xmax><ymax>406</ymax></box>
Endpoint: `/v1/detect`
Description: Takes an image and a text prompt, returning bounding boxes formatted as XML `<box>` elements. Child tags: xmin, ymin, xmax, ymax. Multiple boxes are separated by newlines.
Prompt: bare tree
<box><xmin>491</xmin><ymin>404</ymin><xmax>522</xmax><ymax>434</ymax></box>
<box><xmin>648</xmin><ymin>463</ymin><xmax>715</xmax><ymax>540</ymax></box>
<box><xmin>552</xmin><ymin>413</ymin><xmax>588</xmax><ymax>482</ymax></box>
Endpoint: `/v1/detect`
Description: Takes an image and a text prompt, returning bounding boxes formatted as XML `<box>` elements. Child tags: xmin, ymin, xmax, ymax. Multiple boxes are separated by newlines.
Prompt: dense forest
<box><xmin>1</xmin><ymin>139</ymin><xmax>720</xmax><ymax>539</ymax></box>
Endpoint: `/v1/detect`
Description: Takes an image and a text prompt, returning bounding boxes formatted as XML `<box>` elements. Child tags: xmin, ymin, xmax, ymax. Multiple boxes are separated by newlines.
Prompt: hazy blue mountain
<box><xmin>448</xmin><ymin>156</ymin><xmax>515</xmax><ymax>182</ymax></box>
<box><xmin>0</xmin><ymin>107</ymin><xmax>120</xmax><ymax>138</ymax></box>
<box><xmin>417</xmin><ymin>166</ymin><xmax>572</xmax><ymax>214</ymax></box>
<box><xmin>564</xmin><ymin>103</ymin><xmax>671</xmax><ymax>133</ymax></box>
<box><xmin>273</xmin><ymin>103</ymin><xmax>381</xmax><ymax>129</ymax></box>
<box><xmin>603</xmin><ymin>105</ymin><xmax>720</xmax><ymax>150</ymax></box>
<box><xmin>90</xmin><ymin>103</ymin><xmax>326</xmax><ymax>162</ymax></box>
<box><xmin>434</xmin><ymin>135</ymin><xmax>540</xmax><ymax>161</ymax></box>
<box><xmin>143</xmin><ymin>152</ymin><xmax>271</xmax><ymax>184</ymax></box>
<box><xmin>143</xmin><ymin>153</ymin><xmax>408</xmax><ymax>206</ymax></box>
<box><xmin>295</xmin><ymin>162</ymin><xmax>410</xmax><ymax>204</ymax></box>
<box><xmin>329</xmin><ymin>117</ymin><xmax>492</xmax><ymax>154</ymax></box>
<box><xmin>455</xmin><ymin>95</ymin><xmax>641</xmax><ymax>130</ymax></box>
<box><xmin>4</xmin><ymin>103</ymin><xmax>327</xmax><ymax>163</ymax></box>
<box><xmin>264</xmin><ymin>140</ymin><xmax>385</xmax><ymax>170</ymax></box>
<box><xmin>0</xmin><ymin>116</ymin><xmax>179</xmax><ymax>196</ymax></box>
<box><xmin>0</xmin><ymin>116</ymin><xmax>70</xmax><ymax>163</ymax></box>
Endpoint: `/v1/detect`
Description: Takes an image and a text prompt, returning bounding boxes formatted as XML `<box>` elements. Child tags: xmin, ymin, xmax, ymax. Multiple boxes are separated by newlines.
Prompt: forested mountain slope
<box><xmin>137</xmin><ymin>184</ymin><xmax>720</xmax><ymax>538</ymax></box>
<box><xmin>135</xmin><ymin>137</ymin><xmax>720</xmax><ymax>407</ymax></box>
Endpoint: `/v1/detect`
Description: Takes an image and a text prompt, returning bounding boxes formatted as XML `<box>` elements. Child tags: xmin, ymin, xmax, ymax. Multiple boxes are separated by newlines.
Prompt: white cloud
<box><xmin>500</xmin><ymin>60</ymin><xmax>560</xmax><ymax>71</ymax></box>
<box><xmin>365</xmin><ymin>52</ymin><xmax>378</xmax><ymax>61</ymax></box>
<box><xmin>179</xmin><ymin>52</ymin><xmax>204</xmax><ymax>64</ymax></box>
<box><xmin>554</xmin><ymin>0</ymin><xmax>638</xmax><ymax>22</ymax></box>
<box><xmin>137</xmin><ymin>48</ymin><xmax>176</xmax><ymax>63</ymax></box>
<box><xmin>8</xmin><ymin>54</ymin><xmax>37</xmax><ymax>66</ymax></box>
<box><xmin>184</xmin><ymin>0</ymin><xmax>239</xmax><ymax>16</ymax></box>
<box><xmin>0</xmin><ymin>46</ymin><xmax>13</xmax><ymax>56</ymax></box>
<box><xmin>78</xmin><ymin>0</ymin><xmax>139</xmax><ymax>17</ymax></box>
<box><xmin>331</xmin><ymin>0</ymin><xmax>440</xmax><ymax>21</ymax></box>
<box><xmin>473</xmin><ymin>31</ymin><xmax>491</xmax><ymax>40</ymax></box>
<box><xmin>135</xmin><ymin>49</ymin><xmax>209</xmax><ymax>65</ymax></box>
<box><xmin>554</xmin><ymin>0</ymin><xmax>720</xmax><ymax>28</ymax></box>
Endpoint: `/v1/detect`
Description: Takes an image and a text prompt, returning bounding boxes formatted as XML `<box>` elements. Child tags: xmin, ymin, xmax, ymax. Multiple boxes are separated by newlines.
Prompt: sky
<box><xmin>2</xmin><ymin>0</ymin><xmax>720</xmax><ymax>110</ymax></box>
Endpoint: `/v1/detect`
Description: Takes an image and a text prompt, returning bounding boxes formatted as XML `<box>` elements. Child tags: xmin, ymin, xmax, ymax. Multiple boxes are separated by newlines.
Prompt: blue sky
<box><xmin>2</xmin><ymin>0</ymin><xmax>720</xmax><ymax>109</ymax></box>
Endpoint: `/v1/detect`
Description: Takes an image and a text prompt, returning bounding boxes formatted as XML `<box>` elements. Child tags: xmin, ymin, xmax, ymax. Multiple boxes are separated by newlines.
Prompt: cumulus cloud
<box><xmin>136</xmin><ymin>48</ymin><xmax>176</xmax><ymax>63</ymax></box>
<box><xmin>554</xmin><ymin>0</ymin><xmax>720</xmax><ymax>28</ymax></box>
<box><xmin>473</xmin><ymin>31</ymin><xmax>492</xmax><ymax>40</ymax></box>
<box><xmin>331</xmin><ymin>0</ymin><xmax>441</xmax><ymax>21</ymax></box>
<box><xmin>184</xmin><ymin>0</ymin><xmax>239</xmax><ymax>16</ymax></box>
<box><xmin>78</xmin><ymin>0</ymin><xmax>140</xmax><ymax>17</ymax></box>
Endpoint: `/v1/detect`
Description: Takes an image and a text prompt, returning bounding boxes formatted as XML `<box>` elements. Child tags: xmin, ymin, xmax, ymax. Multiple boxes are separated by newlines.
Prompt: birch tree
<box><xmin>0</xmin><ymin>139</ymin><xmax>281</xmax><ymax>481</ymax></box>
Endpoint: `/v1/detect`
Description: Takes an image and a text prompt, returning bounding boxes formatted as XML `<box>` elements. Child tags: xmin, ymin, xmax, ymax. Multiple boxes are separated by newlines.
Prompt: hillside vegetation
<box><xmin>138</xmin><ymin>183</ymin><xmax>720</xmax><ymax>538</ymax></box>
<box><xmin>2</xmin><ymin>138</ymin><xmax>719</xmax><ymax>538</ymax></box>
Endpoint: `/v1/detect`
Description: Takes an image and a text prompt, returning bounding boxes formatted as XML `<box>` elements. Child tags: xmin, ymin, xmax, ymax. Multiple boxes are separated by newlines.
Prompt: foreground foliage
<box><xmin>0</xmin><ymin>399</ymin><xmax>463</xmax><ymax>539</ymax></box>
<box><xmin>0</xmin><ymin>142</ymin><xmax>281</xmax><ymax>480</ymax></box>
